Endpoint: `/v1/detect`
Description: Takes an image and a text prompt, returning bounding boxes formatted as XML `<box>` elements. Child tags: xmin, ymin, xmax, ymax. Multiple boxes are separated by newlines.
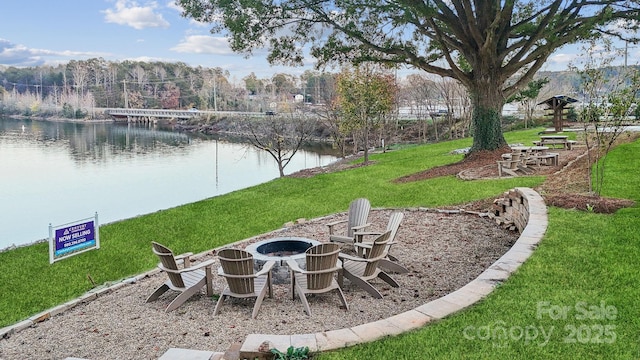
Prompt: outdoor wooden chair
<box><xmin>327</xmin><ymin>198</ymin><xmax>371</xmax><ymax>245</ymax></box>
<box><xmin>286</xmin><ymin>243</ymin><xmax>349</xmax><ymax>316</ymax></box>
<box><xmin>146</xmin><ymin>241</ymin><xmax>215</xmax><ymax>312</ymax></box>
<box><xmin>338</xmin><ymin>230</ymin><xmax>400</xmax><ymax>298</ymax></box>
<box><xmin>354</xmin><ymin>211</ymin><xmax>409</xmax><ymax>274</ymax></box>
<box><xmin>214</xmin><ymin>248</ymin><xmax>275</xmax><ymax>319</ymax></box>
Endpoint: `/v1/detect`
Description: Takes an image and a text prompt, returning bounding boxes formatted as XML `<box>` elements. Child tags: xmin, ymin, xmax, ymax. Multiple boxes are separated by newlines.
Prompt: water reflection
<box><xmin>0</xmin><ymin>118</ymin><xmax>338</xmax><ymax>249</ymax></box>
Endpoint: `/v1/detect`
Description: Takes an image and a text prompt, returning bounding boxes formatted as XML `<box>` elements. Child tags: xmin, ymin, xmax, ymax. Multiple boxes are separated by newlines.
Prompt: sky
<box><xmin>0</xmin><ymin>0</ymin><xmax>637</xmax><ymax>82</ymax></box>
<box><xmin>0</xmin><ymin>0</ymin><xmax>311</xmax><ymax>82</ymax></box>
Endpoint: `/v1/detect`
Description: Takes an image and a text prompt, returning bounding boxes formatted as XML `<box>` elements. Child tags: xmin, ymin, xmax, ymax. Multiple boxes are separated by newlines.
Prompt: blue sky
<box><xmin>0</xmin><ymin>0</ymin><xmax>637</xmax><ymax>81</ymax></box>
<box><xmin>0</xmin><ymin>0</ymin><xmax>306</xmax><ymax>80</ymax></box>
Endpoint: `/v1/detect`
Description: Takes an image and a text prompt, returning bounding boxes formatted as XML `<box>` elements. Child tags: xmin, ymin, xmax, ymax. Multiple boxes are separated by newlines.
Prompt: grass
<box><xmin>1</xmin><ymin>128</ymin><xmax>638</xmax><ymax>359</ymax></box>
<box><xmin>316</xmin><ymin>135</ymin><xmax>640</xmax><ymax>359</ymax></box>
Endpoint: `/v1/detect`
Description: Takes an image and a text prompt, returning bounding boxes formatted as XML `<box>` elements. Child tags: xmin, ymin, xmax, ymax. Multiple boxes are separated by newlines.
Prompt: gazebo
<box><xmin>537</xmin><ymin>95</ymin><xmax>578</xmax><ymax>132</ymax></box>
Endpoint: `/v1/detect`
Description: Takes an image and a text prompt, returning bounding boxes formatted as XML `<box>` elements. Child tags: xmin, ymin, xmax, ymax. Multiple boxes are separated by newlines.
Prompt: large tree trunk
<box><xmin>469</xmin><ymin>79</ymin><xmax>508</xmax><ymax>153</ymax></box>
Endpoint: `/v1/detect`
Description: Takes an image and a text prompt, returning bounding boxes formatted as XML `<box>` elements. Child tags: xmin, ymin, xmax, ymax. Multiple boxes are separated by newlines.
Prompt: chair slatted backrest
<box><xmin>386</xmin><ymin>212</ymin><xmax>404</xmax><ymax>241</ymax></box>
<box><xmin>305</xmin><ymin>243</ymin><xmax>341</xmax><ymax>290</ymax></box>
<box><xmin>362</xmin><ymin>231</ymin><xmax>391</xmax><ymax>277</ymax></box>
<box><xmin>347</xmin><ymin>198</ymin><xmax>371</xmax><ymax>237</ymax></box>
<box><xmin>152</xmin><ymin>242</ymin><xmax>184</xmax><ymax>288</ymax></box>
<box><xmin>218</xmin><ymin>248</ymin><xmax>255</xmax><ymax>294</ymax></box>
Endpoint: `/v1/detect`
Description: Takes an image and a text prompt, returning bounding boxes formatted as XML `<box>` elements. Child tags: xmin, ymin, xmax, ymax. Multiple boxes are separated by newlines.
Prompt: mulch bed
<box><xmin>290</xmin><ymin>144</ymin><xmax>635</xmax><ymax>214</ymax></box>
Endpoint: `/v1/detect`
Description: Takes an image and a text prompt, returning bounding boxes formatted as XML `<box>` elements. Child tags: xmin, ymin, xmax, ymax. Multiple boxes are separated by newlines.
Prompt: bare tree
<box><xmin>573</xmin><ymin>41</ymin><xmax>640</xmax><ymax>195</ymax></box>
<box><xmin>244</xmin><ymin>115</ymin><xmax>317</xmax><ymax>177</ymax></box>
<box><xmin>402</xmin><ymin>74</ymin><xmax>438</xmax><ymax>142</ymax></box>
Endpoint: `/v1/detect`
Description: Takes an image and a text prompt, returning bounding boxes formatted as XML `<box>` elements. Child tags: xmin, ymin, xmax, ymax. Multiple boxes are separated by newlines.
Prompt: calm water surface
<box><xmin>0</xmin><ymin>118</ymin><xmax>338</xmax><ymax>249</ymax></box>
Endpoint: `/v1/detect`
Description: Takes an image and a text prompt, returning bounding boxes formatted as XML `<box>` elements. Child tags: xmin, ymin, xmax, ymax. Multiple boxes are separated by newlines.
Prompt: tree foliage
<box><xmin>0</xmin><ymin>59</ymin><xmax>306</xmax><ymax>114</ymax></box>
<box><xmin>179</xmin><ymin>0</ymin><xmax>640</xmax><ymax>153</ymax></box>
<box><xmin>507</xmin><ymin>78</ymin><xmax>550</xmax><ymax>128</ymax></box>
<box><xmin>335</xmin><ymin>66</ymin><xmax>397</xmax><ymax>162</ymax></box>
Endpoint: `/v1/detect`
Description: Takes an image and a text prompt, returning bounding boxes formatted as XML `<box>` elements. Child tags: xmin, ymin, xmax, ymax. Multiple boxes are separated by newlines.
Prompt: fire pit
<box><xmin>245</xmin><ymin>237</ymin><xmax>320</xmax><ymax>284</ymax></box>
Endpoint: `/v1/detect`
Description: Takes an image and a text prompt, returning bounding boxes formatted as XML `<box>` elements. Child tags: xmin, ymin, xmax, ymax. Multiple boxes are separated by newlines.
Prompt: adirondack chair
<box><xmin>214</xmin><ymin>248</ymin><xmax>275</xmax><ymax>319</ymax></box>
<box><xmin>286</xmin><ymin>243</ymin><xmax>349</xmax><ymax>316</ymax></box>
<box><xmin>338</xmin><ymin>230</ymin><xmax>400</xmax><ymax>299</ymax></box>
<box><xmin>327</xmin><ymin>198</ymin><xmax>371</xmax><ymax>244</ymax></box>
<box><xmin>354</xmin><ymin>211</ymin><xmax>409</xmax><ymax>274</ymax></box>
<box><xmin>146</xmin><ymin>241</ymin><xmax>215</xmax><ymax>312</ymax></box>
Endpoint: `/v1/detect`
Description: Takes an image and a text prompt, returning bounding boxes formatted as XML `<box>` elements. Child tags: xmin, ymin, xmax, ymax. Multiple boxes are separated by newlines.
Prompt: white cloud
<box><xmin>0</xmin><ymin>38</ymin><xmax>106</xmax><ymax>67</ymax></box>
<box><xmin>165</xmin><ymin>0</ymin><xmax>182</xmax><ymax>12</ymax></box>
<box><xmin>0</xmin><ymin>41</ymin><xmax>43</xmax><ymax>66</ymax></box>
<box><xmin>103</xmin><ymin>0</ymin><xmax>170</xmax><ymax>30</ymax></box>
<box><xmin>171</xmin><ymin>35</ymin><xmax>234</xmax><ymax>55</ymax></box>
<box><xmin>545</xmin><ymin>53</ymin><xmax>578</xmax><ymax>70</ymax></box>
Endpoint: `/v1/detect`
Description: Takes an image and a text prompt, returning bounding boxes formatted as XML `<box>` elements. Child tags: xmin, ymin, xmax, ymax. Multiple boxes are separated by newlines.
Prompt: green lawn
<box><xmin>317</xmin><ymin>136</ymin><xmax>640</xmax><ymax>359</ymax></box>
<box><xmin>1</xmin><ymin>128</ymin><xmax>637</xmax><ymax>359</ymax></box>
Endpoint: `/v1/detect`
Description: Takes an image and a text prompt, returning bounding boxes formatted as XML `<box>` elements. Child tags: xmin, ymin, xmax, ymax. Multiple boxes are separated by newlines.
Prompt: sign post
<box><xmin>49</xmin><ymin>213</ymin><xmax>100</xmax><ymax>264</ymax></box>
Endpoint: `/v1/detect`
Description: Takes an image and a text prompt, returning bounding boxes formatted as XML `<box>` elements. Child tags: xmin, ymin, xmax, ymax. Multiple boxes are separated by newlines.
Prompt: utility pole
<box><xmin>624</xmin><ymin>41</ymin><xmax>628</xmax><ymax>69</ymax></box>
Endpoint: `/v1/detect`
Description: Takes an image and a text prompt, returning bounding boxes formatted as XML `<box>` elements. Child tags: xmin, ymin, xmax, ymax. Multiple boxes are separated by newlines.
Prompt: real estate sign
<box><xmin>49</xmin><ymin>213</ymin><xmax>100</xmax><ymax>263</ymax></box>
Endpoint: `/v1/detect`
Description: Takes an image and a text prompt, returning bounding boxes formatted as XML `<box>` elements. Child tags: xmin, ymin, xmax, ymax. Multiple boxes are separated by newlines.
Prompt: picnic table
<box><xmin>533</xmin><ymin>135</ymin><xmax>576</xmax><ymax>150</ymax></box>
<box><xmin>511</xmin><ymin>145</ymin><xmax>549</xmax><ymax>154</ymax></box>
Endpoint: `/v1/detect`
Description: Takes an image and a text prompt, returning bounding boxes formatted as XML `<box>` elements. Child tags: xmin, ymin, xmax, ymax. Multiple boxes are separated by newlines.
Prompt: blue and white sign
<box><xmin>49</xmin><ymin>213</ymin><xmax>100</xmax><ymax>263</ymax></box>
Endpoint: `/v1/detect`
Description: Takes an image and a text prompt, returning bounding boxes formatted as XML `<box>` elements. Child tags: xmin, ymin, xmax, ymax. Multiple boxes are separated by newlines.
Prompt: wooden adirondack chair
<box><xmin>354</xmin><ymin>211</ymin><xmax>409</xmax><ymax>274</ymax></box>
<box><xmin>146</xmin><ymin>242</ymin><xmax>215</xmax><ymax>312</ymax></box>
<box><xmin>338</xmin><ymin>230</ymin><xmax>400</xmax><ymax>299</ymax></box>
<box><xmin>327</xmin><ymin>198</ymin><xmax>371</xmax><ymax>244</ymax></box>
<box><xmin>214</xmin><ymin>248</ymin><xmax>275</xmax><ymax>319</ymax></box>
<box><xmin>286</xmin><ymin>243</ymin><xmax>349</xmax><ymax>316</ymax></box>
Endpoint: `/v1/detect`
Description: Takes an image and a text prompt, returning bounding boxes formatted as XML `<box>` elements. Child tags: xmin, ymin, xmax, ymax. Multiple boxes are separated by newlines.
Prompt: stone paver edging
<box><xmin>238</xmin><ymin>187</ymin><xmax>547</xmax><ymax>358</ymax></box>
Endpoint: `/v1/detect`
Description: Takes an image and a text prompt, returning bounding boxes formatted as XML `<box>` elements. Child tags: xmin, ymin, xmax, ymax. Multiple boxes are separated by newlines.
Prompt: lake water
<box><xmin>0</xmin><ymin>118</ymin><xmax>338</xmax><ymax>250</ymax></box>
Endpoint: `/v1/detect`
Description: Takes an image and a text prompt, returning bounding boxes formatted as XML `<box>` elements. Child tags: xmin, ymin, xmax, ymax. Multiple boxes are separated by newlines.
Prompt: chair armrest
<box><xmin>255</xmin><ymin>260</ymin><xmax>276</xmax><ymax>276</ymax></box>
<box><xmin>174</xmin><ymin>252</ymin><xmax>194</xmax><ymax>267</ymax></box>
<box><xmin>159</xmin><ymin>258</ymin><xmax>215</xmax><ymax>274</ymax></box>
<box><xmin>326</xmin><ymin>219</ymin><xmax>347</xmax><ymax>235</ymax></box>
<box><xmin>326</xmin><ymin>219</ymin><xmax>347</xmax><ymax>227</ymax></box>
<box><xmin>354</xmin><ymin>231</ymin><xmax>383</xmax><ymax>237</ymax></box>
<box><xmin>285</xmin><ymin>259</ymin><xmax>307</xmax><ymax>274</ymax></box>
<box><xmin>353</xmin><ymin>242</ymin><xmax>373</xmax><ymax>251</ymax></box>
<box><xmin>338</xmin><ymin>252</ymin><xmax>369</xmax><ymax>263</ymax></box>
<box><xmin>176</xmin><ymin>258</ymin><xmax>215</xmax><ymax>273</ymax></box>
<box><xmin>174</xmin><ymin>252</ymin><xmax>194</xmax><ymax>260</ymax></box>
<box><xmin>351</xmin><ymin>223</ymin><xmax>371</xmax><ymax>231</ymax></box>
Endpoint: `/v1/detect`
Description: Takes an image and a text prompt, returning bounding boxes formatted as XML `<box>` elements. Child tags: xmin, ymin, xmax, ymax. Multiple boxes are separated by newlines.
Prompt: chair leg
<box><xmin>252</xmin><ymin>286</ymin><xmax>269</xmax><ymax>319</ymax></box>
<box><xmin>335</xmin><ymin>287</ymin><xmax>349</xmax><ymax>311</ymax></box>
<box><xmin>297</xmin><ymin>286</ymin><xmax>312</xmax><ymax>316</ymax></box>
<box><xmin>378</xmin><ymin>258</ymin><xmax>409</xmax><ymax>274</ymax></box>
<box><xmin>291</xmin><ymin>273</ymin><xmax>297</xmax><ymax>300</ymax></box>
<box><xmin>377</xmin><ymin>271</ymin><xmax>400</xmax><ymax>288</ymax></box>
<box><xmin>267</xmin><ymin>272</ymin><xmax>273</xmax><ymax>298</ymax></box>
<box><xmin>166</xmin><ymin>283</ymin><xmax>203</xmax><ymax>312</ymax></box>
<box><xmin>343</xmin><ymin>271</ymin><xmax>382</xmax><ymax>299</ymax></box>
<box><xmin>146</xmin><ymin>283</ymin><xmax>169</xmax><ymax>303</ymax></box>
<box><xmin>213</xmin><ymin>293</ymin><xmax>226</xmax><ymax>316</ymax></box>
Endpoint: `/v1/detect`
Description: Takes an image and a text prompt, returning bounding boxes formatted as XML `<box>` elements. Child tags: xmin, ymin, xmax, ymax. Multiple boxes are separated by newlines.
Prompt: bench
<box><xmin>532</xmin><ymin>152</ymin><xmax>559</xmax><ymax>166</ymax></box>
